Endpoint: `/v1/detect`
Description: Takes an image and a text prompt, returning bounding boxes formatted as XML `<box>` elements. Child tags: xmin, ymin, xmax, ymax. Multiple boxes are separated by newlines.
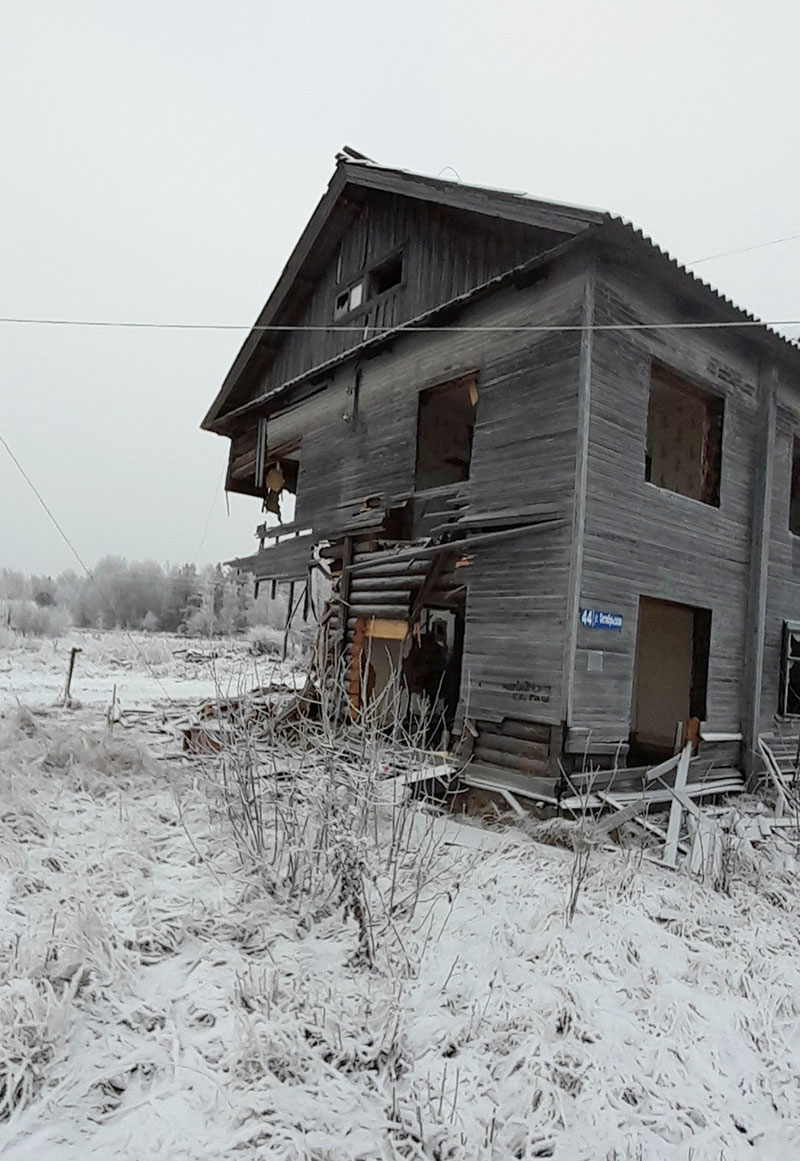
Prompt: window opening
<box><xmin>263</xmin><ymin>444</ymin><xmax>300</xmax><ymax>525</ymax></box>
<box><xmin>334</xmin><ymin>281</ymin><xmax>364</xmax><ymax>320</ymax></box>
<box><xmin>332</xmin><ymin>249</ymin><xmax>403</xmax><ymax>321</ymax></box>
<box><xmin>790</xmin><ymin>439</ymin><xmax>800</xmax><ymax>535</ymax></box>
<box><xmin>645</xmin><ymin>365</ymin><xmax>723</xmax><ymax>506</ymax></box>
<box><xmin>369</xmin><ymin>253</ymin><xmax>403</xmax><ymax>297</ymax></box>
<box><xmin>415</xmin><ymin>375</ymin><xmax>478</xmax><ymax>491</ymax></box>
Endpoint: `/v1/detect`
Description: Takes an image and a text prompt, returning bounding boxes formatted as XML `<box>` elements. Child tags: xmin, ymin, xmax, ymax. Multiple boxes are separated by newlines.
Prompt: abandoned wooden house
<box><xmin>201</xmin><ymin>149</ymin><xmax>800</xmax><ymax>804</ymax></box>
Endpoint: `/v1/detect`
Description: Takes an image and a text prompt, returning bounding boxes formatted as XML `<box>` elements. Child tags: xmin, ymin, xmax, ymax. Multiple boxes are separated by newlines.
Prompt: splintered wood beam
<box><xmin>339</xmin><ymin>535</ymin><xmax>353</xmax><ymax>654</ymax></box>
<box><xmin>345</xmin><ymin>518</ymin><xmax>565</xmax><ymax>576</ymax></box>
<box><xmin>409</xmin><ymin>549</ymin><xmax>455</xmax><ymax>625</ymax></box>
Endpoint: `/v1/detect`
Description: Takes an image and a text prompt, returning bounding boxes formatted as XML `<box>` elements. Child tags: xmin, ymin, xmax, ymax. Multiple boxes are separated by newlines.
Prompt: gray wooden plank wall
<box><xmin>251</xmin><ymin>192</ymin><xmax>564</xmax><ymax>401</ymax></box>
<box><xmin>264</xmin><ymin>261</ymin><xmax>588</xmax><ymax>725</ymax></box>
<box><xmin>571</xmin><ymin>259</ymin><xmax>761</xmax><ymax>747</ymax></box>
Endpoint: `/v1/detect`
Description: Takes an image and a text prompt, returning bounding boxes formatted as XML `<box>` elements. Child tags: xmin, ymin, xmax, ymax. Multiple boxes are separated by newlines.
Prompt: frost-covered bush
<box><xmin>0</xmin><ymin>600</ymin><xmax>71</xmax><ymax>638</ymax></box>
<box><xmin>0</xmin><ymin>979</ymin><xmax>71</xmax><ymax>1122</ymax></box>
<box><xmin>245</xmin><ymin>624</ymin><xmax>283</xmax><ymax>656</ymax></box>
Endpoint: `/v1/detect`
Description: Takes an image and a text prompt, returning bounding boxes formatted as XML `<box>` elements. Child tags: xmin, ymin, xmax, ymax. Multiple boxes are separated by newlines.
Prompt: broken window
<box><xmin>779</xmin><ymin>621</ymin><xmax>800</xmax><ymax>715</ymax></box>
<box><xmin>333</xmin><ymin>251</ymin><xmax>403</xmax><ymax>320</ymax></box>
<box><xmin>790</xmin><ymin>438</ymin><xmax>800</xmax><ymax>535</ymax></box>
<box><xmin>645</xmin><ymin>365</ymin><xmax>723</xmax><ymax>506</ymax></box>
<box><xmin>334</xmin><ymin>281</ymin><xmax>364</xmax><ymax>320</ymax></box>
<box><xmin>415</xmin><ymin>375</ymin><xmax>478</xmax><ymax>491</ymax></box>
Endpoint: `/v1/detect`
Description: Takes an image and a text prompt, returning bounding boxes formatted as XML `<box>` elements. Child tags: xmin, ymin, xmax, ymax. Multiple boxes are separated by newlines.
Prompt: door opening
<box><xmin>630</xmin><ymin>596</ymin><xmax>711</xmax><ymax>764</ymax></box>
<box><xmin>402</xmin><ymin>603</ymin><xmax>465</xmax><ymax>748</ymax></box>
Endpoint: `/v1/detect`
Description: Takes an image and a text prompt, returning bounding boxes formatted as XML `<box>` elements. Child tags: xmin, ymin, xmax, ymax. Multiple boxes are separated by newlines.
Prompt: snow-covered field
<box><xmin>1</xmin><ymin>632</ymin><xmax>800</xmax><ymax>1159</ymax></box>
<box><xmin>0</xmin><ymin>628</ymin><xmax>301</xmax><ymax>712</ymax></box>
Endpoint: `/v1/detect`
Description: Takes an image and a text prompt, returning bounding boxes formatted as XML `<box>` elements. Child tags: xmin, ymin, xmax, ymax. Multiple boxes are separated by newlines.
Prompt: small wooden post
<box><xmin>63</xmin><ymin>646</ymin><xmax>82</xmax><ymax>705</ymax></box>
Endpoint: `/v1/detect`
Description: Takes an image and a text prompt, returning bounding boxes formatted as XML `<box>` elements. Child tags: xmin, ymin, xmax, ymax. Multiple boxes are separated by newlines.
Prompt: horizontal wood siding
<box><xmin>263</xmin><ymin>263</ymin><xmax>587</xmax><ymax>724</ymax></box>
<box><xmin>572</xmin><ymin>262</ymin><xmax>761</xmax><ymax>744</ymax></box>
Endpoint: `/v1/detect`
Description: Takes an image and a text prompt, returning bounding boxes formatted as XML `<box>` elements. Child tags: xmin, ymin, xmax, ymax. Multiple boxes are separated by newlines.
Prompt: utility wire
<box><xmin>0</xmin><ymin>426</ymin><xmax>175</xmax><ymax>703</ymax></box>
<box><xmin>0</xmin><ymin>316</ymin><xmax>799</xmax><ymax>333</ymax></box>
<box><xmin>191</xmin><ymin>465</ymin><xmax>227</xmax><ymax>565</ymax></box>
<box><xmin>689</xmin><ymin>230</ymin><xmax>800</xmax><ymax>266</ymax></box>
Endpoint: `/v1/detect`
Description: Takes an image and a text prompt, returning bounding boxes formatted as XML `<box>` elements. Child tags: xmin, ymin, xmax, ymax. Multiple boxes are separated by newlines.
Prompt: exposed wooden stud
<box><xmin>561</xmin><ymin>265</ymin><xmax>595</xmax><ymax>727</ymax></box>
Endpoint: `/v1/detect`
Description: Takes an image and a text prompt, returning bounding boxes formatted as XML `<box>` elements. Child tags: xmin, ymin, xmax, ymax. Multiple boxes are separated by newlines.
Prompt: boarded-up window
<box><xmin>790</xmin><ymin>438</ymin><xmax>800</xmax><ymax>536</ymax></box>
<box><xmin>645</xmin><ymin>366</ymin><xmax>723</xmax><ymax>506</ymax></box>
<box><xmin>415</xmin><ymin>375</ymin><xmax>477</xmax><ymax>490</ymax></box>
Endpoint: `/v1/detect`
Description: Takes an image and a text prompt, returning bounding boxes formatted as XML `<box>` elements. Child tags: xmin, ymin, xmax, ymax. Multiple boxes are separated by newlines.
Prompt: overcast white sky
<box><xmin>2</xmin><ymin>0</ymin><xmax>799</xmax><ymax>575</ymax></box>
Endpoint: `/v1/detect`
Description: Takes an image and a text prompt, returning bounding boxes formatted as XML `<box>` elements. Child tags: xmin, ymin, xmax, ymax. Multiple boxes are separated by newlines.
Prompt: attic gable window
<box><xmin>333</xmin><ymin>251</ymin><xmax>403</xmax><ymax>321</ymax></box>
<box><xmin>334</xmin><ymin>281</ymin><xmax>364</xmax><ymax>320</ymax></box>
<box><xmin>369</xmin><ymin>253</ymin><xmax>403</xmax><ymax>297</ymax></box>
<box><xmin>645</xmin><ymin>365</ymin><xmax>723</xmax><ymax>507</ymax></box>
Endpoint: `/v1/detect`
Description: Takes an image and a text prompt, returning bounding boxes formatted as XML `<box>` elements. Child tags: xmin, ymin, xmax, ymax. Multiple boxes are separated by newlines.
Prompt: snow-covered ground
<box><xmin>1</xmin><ymin>633</ymin><xmax>800</xmax><ymax>1159</ymax></box>
<box><xmin>0</xmin><ymin>629</ymin><xmax>301</xmax><ymax>712</ymax></box>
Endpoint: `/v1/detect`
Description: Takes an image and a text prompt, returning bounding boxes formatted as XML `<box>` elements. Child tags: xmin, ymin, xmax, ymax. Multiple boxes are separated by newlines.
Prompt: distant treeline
<box><xmin>0</xmin><ymin>558</ymin><xmax>287</xmax><ymax>637</ymax></box>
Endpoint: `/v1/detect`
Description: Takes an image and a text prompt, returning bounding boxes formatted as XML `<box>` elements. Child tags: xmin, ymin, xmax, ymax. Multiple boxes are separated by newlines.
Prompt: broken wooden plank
<box><xmin>663</xmin><ymin>743</ymin><xmax>692</xmax><ymax>868</ymax></box>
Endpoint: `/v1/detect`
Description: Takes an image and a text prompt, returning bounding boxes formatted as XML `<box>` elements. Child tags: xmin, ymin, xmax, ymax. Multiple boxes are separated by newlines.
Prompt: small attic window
<box><xmin>334</xmin><ymin>281</ymin><xmax>364</xmax><ymax>320</ymax></box>
<box><xmin>369</xmin><ymin>253</ymin><xmax>403</xmax><ymax>297</ymax></box>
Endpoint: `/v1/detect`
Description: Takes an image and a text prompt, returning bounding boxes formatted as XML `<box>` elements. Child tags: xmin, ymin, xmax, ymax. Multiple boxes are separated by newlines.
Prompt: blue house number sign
<box><xmin>580</xmin><ymin>607</ymin><xmax>623</xmax><ymax>632</ymax></box>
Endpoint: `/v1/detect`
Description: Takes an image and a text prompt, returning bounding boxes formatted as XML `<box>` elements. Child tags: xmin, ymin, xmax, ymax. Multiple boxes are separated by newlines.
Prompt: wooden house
<box><xmin>201</xmin><ymin>149</ymin><xmax>800</xmax><ymax>800</ymax></box>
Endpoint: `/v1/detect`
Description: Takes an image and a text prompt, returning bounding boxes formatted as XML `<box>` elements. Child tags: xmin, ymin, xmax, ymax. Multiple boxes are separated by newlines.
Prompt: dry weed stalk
<box><xmin>205</xmin><ymin>654</ymin><xmax>463</xmax><ymax>973</ymax></box>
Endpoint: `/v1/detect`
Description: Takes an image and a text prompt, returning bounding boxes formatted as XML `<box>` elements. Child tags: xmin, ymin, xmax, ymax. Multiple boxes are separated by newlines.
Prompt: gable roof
<box><xmin>203</xmin><ymin>152</ymin><xmax>800</xmax><ymax>433</ymax></box>
<box><xmin>201</xmin><ymin>154</ymin><xmax>607</xmax><ymax>430</ymax></box>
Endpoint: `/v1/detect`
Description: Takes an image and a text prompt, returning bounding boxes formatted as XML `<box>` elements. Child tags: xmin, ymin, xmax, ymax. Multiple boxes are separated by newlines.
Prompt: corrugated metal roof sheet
<box><xmin>605</xmin><ymin>215</ymin><xmax>800</xmax><ymax>352</ymax></box>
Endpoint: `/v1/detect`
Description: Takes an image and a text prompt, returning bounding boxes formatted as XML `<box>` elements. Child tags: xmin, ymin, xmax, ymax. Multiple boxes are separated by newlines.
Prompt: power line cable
<box><xmin>192</xmin><ymin>465</ymin><xmax>227</xmax><ymax>565</ymax></box>
<box><xmin>689</xmin><ymin>230</ymin><xmax>800</xmax><ymax>266</ymax></box>
<box><xmin>0</xmin><ymin>316</ymin><xmax>798</xmax><ymax>334</ymax></box>
<box><xmin>0</xmin><ymin>426</ymin><xmax>176</xmax><ymax>702</ymax></box>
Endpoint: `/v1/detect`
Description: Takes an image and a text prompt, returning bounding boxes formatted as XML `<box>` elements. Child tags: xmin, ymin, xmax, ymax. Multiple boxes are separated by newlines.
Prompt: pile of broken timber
<box><xmin>758</xmin><ymin>732</ymin><xmax>800</xmax><ymax>817</ymax></box>
<box><xmin>463</xmin><ymin>743</ymin><xmax>745</xmax><ymax>813</ymax></box>
<box><xmin>467</xmin><ymin>744</ymin><xmax>747</xmax><ymax>868</ymax></box>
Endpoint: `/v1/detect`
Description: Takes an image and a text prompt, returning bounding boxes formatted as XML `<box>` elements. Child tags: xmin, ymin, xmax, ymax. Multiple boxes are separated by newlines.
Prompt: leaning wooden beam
<box><xmin>346</xmin><ymin>517</ymin><xmax>566</xmax><ymax>575</ymax></box>
<box><xmin>757</xmin><ymin>737</ymin><xmax>790</xmax><ymax>818</ymax></box>
<box><xmin>594</xmin><ymin>797</ymin><xmax>651</xmax><ymax>836</ymax></box>
<box><xmin>663</xmin><ymin>744</ymin><xmax>692</xmax><ymax>868</ymax></box>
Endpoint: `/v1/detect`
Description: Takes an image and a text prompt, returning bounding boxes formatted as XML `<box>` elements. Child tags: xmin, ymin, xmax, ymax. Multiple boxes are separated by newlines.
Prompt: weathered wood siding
<box><xmin>262</xmin><ymin>261</ymin><xmax>587</xmax><ymax>723</ymax></box>
<box><xmin>250</xmin><ymin>191</ymin><xmax>564</xmax><ymax>402</ymax></box>
<box><xmin>572</xmin><ymin>259</ymin><xmax>761</xmax><ymax>743</ymax></box>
